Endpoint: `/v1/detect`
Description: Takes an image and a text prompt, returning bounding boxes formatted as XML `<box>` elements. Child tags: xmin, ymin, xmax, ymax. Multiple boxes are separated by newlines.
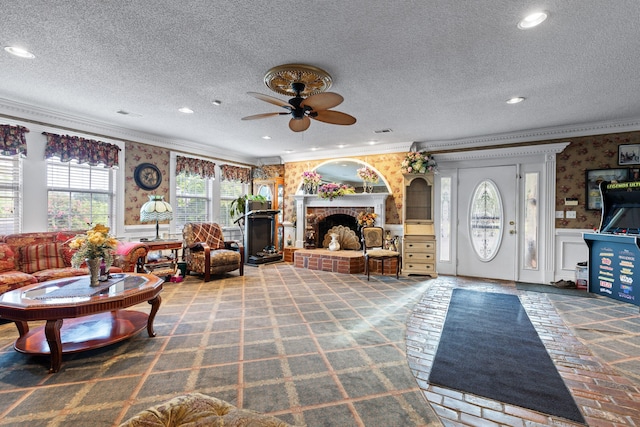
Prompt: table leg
<box><xmin>44</xmin><ymin>319</ymin><xmax>63</xmax><ymax>373</ymax></box>
<box><xmin>147</xmin><ymin>295</ymin><xmax>161</xmax><ymax>337</ymax></box>
<box><xmin>14</xmin><ymin>320</ymin><xmax>29</xmax><ymax>337</ymax></box>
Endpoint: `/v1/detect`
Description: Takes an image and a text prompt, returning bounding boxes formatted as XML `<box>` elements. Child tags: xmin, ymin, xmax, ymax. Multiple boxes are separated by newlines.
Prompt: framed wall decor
<box><xmin>585</xmin><ymin>168</ymin><xmax>630</xmax><ymax>210</ymax></box>
<box><xmin>618</xmin><ymin>144</ymin><xmax>640</xmax><ymax>165</ymax></box>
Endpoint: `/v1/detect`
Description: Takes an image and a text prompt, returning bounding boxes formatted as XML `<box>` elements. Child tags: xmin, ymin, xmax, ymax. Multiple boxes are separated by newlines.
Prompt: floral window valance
<box><xmin>0</xmin><ymin>124</ymin><xmax>29</xmax><ymax>157</ymax></box>
<box><xmin>43</xmin><ymin>132</ymin><xmax>121</xmax><ymax>168</ymax></box>
<box><xmin>220</xmin><ymin>164</ymin><xmax>251</xmax><ymax>183</ymax></box>
<box><xmin>176</xmin><ymin>156</ymin><xmax>216</xmax><ymax>179</ymax></box>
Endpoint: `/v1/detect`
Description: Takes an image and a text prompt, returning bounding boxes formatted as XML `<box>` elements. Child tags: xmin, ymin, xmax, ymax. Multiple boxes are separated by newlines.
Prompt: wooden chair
<box><xmin>361</xmin><ymin>226</ymin><xmax>401</xmax><ymax>280</ymax></box>
<box><xmin>182</xmin><ymin>223</ymin><xmax>244</xmax><ymax>281</ymax></box>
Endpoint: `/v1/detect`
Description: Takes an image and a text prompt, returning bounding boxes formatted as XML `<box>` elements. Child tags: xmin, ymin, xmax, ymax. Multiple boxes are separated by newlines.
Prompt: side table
<box><xmin>137</xmin><ymin>240</ymin><xmax>183</xmax><ymax>275</ymax></box>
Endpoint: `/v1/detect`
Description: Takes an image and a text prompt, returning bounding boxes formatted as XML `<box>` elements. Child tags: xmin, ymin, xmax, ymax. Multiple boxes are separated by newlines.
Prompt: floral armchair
<box><xmin>182</xmin><ymin>223</ymin><xmax>243</xmax><ymax>281</ymax></box>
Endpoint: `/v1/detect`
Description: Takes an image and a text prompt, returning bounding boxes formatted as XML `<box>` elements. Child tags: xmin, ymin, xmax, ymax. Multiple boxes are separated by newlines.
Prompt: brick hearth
<box><xmin>292</xmin><ymin>249</ymin><xmax>400</xmax><ymax>276</ymax></box>
<box><xmin>294</xmin><ymin>249</ymin><xmax>365</xmax><ymax>274</ymax></box>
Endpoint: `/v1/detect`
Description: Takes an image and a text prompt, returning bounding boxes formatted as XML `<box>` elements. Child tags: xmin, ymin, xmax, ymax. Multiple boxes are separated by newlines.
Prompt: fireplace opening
<box><xmin>318</xmin><ymin>214</ymin><xmax>359</xmax><ymax>249</ymax></box>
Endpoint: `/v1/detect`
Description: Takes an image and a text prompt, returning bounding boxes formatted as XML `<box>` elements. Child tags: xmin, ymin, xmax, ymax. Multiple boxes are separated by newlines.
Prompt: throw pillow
<box><xmin>0</xmin><ymin>243</ymin><xmax>17</xmax><ymax>273</ymax></box>
<box><xmin>19</xmin><ymin>243</ymin><xmax>66</xmax><ymax>274</ymax></box>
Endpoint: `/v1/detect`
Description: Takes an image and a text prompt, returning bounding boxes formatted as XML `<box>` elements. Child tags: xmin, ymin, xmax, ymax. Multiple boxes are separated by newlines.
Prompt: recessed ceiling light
<box><xmin>4</xmin><ymin>46</ymin><xmax>35</xmax><ymax>59</ymax></box>
<box><xmin>311</xmin><ymin>147</ymin><xmax>319</xmax><ymax>151</ymax></box>
<box><xmin>337</xmin><ymin>144</ymin><xmax>347</xmax><ymax>148</ymax></box>
<box><xmin>506</xmin><ymin>97</ymin><xmax>525</xmax><ymax>104</ymax></box>
<box><xmin>178</xmin><ymin>107</ymin><xmax>194</xmax><ymax>114</ymax></box>
<box><xmin>518</xmin><ymin>11</ymin><xmax>548</xmax><ymax>29</ymax></box>
<box><xmin>211</xmin><ymin>100</ymin><xmax>222</xmax><ymax>106</ymax></box>
<box><xmin>368</xmin><ymin>141</ymin><xmax>377</xmax><ymax>145</ymax></box>
<box><xmin>262</xmin><ymin>136</ymin><xmax>271</xmax><ymax>140</ymax></box>
<box><xmin>284</xmin><ymin>149</ymin><xmax>294</xmax><ymax>153</ymax></box>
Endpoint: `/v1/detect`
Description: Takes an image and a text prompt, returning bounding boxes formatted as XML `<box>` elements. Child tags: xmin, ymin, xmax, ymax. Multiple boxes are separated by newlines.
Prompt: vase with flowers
<box><xmin>301</xmin><ymin>170</ymin><xmax>322</xmax><ymax>194</ymax></box>
<box><xmin>356</xmin><ymin>166</ymin><xmax>379</xmax><ymax>193</ymax></box>
<box><xmin>69</xmin><ymin>224</ymin><xmax>119</xmax><ymax>286</ymax></box>
<box><xmin>318</xmin><ymin>183</ymin><xmax>355</xmax><ymax>201</ymax></box>
<box><xmin>401</xmin><ymin>151</ymin><xmax>437</xmax><ymax>174</ymax></box>
<box><xmin>357</xmin><ymin>211</ymin><xmax>378</xmax><ymax>228</ymax></box>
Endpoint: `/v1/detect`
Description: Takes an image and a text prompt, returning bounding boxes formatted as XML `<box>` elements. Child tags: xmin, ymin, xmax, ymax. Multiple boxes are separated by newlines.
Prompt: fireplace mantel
<box><xmin>294</xmin><ymin>193</ymin><xmax>389</xmax><ymax>247</ymax></box>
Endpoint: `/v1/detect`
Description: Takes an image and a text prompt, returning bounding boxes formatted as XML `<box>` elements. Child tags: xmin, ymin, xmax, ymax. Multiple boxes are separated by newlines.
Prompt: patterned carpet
<box><xmin>0</xmin><ymin>264</ymin><xmax>442</xmax><ymax>426</ymax></box>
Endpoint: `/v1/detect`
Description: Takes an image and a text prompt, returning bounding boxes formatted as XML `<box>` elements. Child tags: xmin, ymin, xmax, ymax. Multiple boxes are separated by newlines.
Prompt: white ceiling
<box><xmin>1</xmin><ymin>1</ymin><xmax>639</xmax><ymax>164</ymax></box>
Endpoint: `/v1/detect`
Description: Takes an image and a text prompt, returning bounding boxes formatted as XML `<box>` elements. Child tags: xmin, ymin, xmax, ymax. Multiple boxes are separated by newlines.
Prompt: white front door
<box><xmin>456</xmin><ymin>165</ymin><xmax>518</xmax><ymax>280</ymax></box>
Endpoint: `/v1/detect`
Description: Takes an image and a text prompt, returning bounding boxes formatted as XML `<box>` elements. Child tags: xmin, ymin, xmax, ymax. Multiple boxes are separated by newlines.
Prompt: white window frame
<box><xmin>0</xmin><ymin>154</ymin><xmax>22</xmax><ymax>234</ymax></box>
<box><xmin>46</xmin><ymin>157</ymin><xmax>116</xmax><ymax>231</ymax></box>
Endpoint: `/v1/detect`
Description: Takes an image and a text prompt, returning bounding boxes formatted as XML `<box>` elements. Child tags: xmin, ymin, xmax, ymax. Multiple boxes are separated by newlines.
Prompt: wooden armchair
<box><xmin>182</xmin><ymin>223</ymin><xmax>244</xmax><ymax>281</ymax></box>
<box><xmin>361</xmin><ymin>226</ymin><xmax>401</xmax><ymax>280</ymax></box>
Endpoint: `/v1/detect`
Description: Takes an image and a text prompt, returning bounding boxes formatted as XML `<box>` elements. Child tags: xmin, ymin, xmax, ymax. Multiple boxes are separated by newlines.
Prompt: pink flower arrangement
<box><xmin>401</xmin><ymin>151</ymin><xmax>437</xmax><ymax>174</ymax></box>
<box><xmin>318</xmin><ymin>183</ymin><xmax>355</xmax><ymax>200</ymax></box>
<box><xmin>356</xmin><ymin>166</ymin><xmax>379</xmax><ymax>183</ymax></box>
<box><xmin>302</xmin><ymin>170</ymin><xmax>322</xmax><ymax>184</ymax></box>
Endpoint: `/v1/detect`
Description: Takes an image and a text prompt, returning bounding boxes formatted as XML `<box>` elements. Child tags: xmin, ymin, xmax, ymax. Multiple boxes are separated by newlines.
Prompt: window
<box><xmin>469</xmin><ymin>179</ymin><xmax>503</xmax><ymax>261</ymax></box>
<box><xmin>0</xmin><ymin>154</ymin><xmax>22</xmax><ymax>234</ymax></box>
<box><xmin>439</xmin><ymin>176</ymin><xmax>451</xmax><ymax>262</ymax></box>
<box><xmin>47</xmin><ymin>158</ymin><xmax>114</xmax><ymax>231</ymax></box>
<box><xmin>175</xmin><ymin>172</ymin><xmax>211</xmax><ymax>228</ymax></box>
<box><xmin>524</xmin><ymin>172</ymin><xmax>539</xmax><ymax>269</ymax></box>
<box><xmin>219</xmin><ymin>179</ymin><xmax>246</xmax><ymax>228</ymax></box>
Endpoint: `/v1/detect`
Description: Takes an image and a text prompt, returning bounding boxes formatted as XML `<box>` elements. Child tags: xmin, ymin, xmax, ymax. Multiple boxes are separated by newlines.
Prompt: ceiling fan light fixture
<box><xmin>242</xmin><ymin>64</ymin><xmax>356</xmax><ymax>132</ymax></box>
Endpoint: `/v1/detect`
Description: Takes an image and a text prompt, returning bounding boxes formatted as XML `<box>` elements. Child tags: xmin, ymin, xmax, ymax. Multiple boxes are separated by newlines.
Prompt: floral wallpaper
<box><xmin>120</xmin><ymin>129</ymin><xmax>640</xmax><ymax>230</ymax></box>
<box><xmin>282</xmin><ymin>153</ymin><xmax>407</xmax><ymax>225</ymax></box>
<box><xmin>124</xmin><ymin>141</ymin><xmax>171</xmax><ymax>225</ymax></box>
<box><xmin>555</xmin><ymin>130</ymin><xmax>640</xmax><ymax>229</ymax></box>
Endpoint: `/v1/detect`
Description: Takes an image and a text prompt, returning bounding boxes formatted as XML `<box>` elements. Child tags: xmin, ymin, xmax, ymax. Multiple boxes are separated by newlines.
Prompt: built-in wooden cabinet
<box><xmin>253</xmin><ymin>177</ymin><xmax>284</xmax><ymax>252</ymax></box>
<box><xmin>402</xmin><ymin>173</ymin><xmax>437</xmax><ymax>277</ymax></box>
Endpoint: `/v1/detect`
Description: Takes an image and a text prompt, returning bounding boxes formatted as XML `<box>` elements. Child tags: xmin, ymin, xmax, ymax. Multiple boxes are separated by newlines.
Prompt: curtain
<box><xmin>43</xmin><ymin>132</ymin><xmax>121</xmax><ymax>168</ymax></box>
<box><xmin>176</xmin><ymin>155</ymin><xmax>216</xmax><ymax>179</ymax></box>
<box><xmin>0</xmin><ymin>124</ymin><xmax>29</xmax><ymax>157</ymax></box>
<box><xmin>220</xmin><ymin>164</ymin><xmax>251</xmax><ymax>183</ymax></box>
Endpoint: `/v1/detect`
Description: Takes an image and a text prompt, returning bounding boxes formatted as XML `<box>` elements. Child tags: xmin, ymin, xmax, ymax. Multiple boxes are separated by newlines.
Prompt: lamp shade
<box><xmin>140</xmin><ymin>195</ymin><xmax>173</xmax><ymax>222</ymax></box>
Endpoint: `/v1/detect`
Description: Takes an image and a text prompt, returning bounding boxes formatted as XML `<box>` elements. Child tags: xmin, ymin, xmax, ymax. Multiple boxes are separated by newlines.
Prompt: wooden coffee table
<box><xmin>0</xmin><ymin>273</ymin><xmax>162</xmax><ymax>373</ymax></box>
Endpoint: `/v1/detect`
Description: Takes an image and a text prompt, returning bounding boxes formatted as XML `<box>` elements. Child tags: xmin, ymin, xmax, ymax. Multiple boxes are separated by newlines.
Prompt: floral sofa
<box><xmin>0</xmin><ymin>231</ymin><xmax>148</xmax><ymax>295</ymax></box>
<box><xmin>119</xmin><ymin>393</ymin><xmax>296</xmax><ymax>426</ymax></box>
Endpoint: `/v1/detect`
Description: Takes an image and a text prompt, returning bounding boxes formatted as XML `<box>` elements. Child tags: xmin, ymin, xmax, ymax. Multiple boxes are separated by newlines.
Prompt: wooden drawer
<box><xmin>403</xmin><ymin>261</ymin><xmax>436</xmax><ymax>274</ymax></box>
<box><xmin>404</xmin><ymin>222</ymin><xmax>434</xmax><ymax>235</ymax></box>
<box><xmin>404</xmin><ymin>252</ymin><xmax>435</xmax><ymax>262</ymax></box>
<box><xmin>403</xmin><ymin>240</ymin><xmax>436</xmax><ymax>253</ymax></box>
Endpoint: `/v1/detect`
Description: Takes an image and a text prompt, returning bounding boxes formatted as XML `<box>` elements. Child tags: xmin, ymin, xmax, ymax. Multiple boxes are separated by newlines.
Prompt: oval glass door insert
<box><xmin>469</xmin><ymin>179</ymin><xmax>503</xmax><ymax>261</ymax></box>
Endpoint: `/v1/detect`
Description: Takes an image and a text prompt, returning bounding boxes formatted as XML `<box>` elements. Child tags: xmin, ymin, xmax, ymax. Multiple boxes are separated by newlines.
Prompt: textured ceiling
<box><xmin>1</xmin><ymin>1</ymin><xmax>639</xmax><ymax>163</ymax></box>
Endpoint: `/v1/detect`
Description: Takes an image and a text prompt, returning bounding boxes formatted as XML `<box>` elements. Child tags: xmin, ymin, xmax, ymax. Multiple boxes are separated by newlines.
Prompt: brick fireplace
<box><xmin>293</xmin><ymin>193</ymin><xmax>389</xmax><ymax>248</ymax></box>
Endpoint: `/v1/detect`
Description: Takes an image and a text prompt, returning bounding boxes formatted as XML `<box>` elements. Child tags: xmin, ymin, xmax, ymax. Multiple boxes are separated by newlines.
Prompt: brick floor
<box><xmin>407</xmin><ymin>275</ymin><xmax>640</xmax><ymax>426</ymax></box>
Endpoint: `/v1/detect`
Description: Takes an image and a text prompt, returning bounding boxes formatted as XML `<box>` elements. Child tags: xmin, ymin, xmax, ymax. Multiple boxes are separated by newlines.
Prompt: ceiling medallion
<box><xmin>264</xmin><ymin>64</ymin><xmax>333</xmax><ymax>97</ymax></box>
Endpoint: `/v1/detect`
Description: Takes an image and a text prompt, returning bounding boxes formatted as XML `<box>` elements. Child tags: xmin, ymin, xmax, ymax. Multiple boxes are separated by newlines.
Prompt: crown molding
<box><xmin>0</xmin><ymin>98</ymin><xmax>257</xmax><ymax>165</ymax></box>
<box><xmin>278</xmin><ymin>141</ymin><xmax>413</xmax><ymax>163</ymax></box>
<box><xmin>434</xmin><ymin>142</ymin><xmax>571</xmax><ymax>163</ymax></box>
<box><xmin>416</xmin><ymin>117</ymin><xmax>640</xmax><ymax>152</ymax></box>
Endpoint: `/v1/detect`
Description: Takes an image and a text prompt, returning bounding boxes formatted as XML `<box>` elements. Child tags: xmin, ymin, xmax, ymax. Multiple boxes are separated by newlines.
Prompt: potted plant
<box><xmin>229</xmin><ymin>194</ymin><xmax>267</xmax><ymax>222</ymax></box>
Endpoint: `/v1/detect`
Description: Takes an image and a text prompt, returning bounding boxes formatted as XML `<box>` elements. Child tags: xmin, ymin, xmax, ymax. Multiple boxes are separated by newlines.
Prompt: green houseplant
<box><xmin>229</xmin><ymin>194</ymin><xmax>267</xmax><ymax>221</ymax></box>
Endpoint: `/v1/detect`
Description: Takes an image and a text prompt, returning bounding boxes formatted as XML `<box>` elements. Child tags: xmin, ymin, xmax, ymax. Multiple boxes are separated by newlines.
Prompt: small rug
<box><xmin>428</xmin><ymin>288</ymin><xmax>585</xmax><ymax>423</ymax></box>
<box><xmin>516</xmin><ymin>282</ymin><xmax>594</xmax><ymax>297</ymax></box>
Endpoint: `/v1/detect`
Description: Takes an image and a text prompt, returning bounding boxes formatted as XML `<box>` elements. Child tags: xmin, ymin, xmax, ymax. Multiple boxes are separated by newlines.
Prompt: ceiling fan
<box><xmin>241</xmin><ymin>64</ymin><xmax>357</xmax><ymax>132</ymax></box>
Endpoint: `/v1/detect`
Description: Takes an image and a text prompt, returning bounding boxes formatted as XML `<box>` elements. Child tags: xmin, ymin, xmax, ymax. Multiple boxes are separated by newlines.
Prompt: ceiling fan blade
<box><xmin>301</xmin><ymin>92</ymin><xmax>344</xmax><ymax>111</ymax></box>
<box><xmin>247</xmin><ymin>92</ymin><xmax>290</xmax><ymax>108</ymax></box>
<box><xmin>289</xmin><ymin>116</ymin><xmax>311</xmax><ymax>132</ymax></box>
<box><xmin>312</xmin><ymin>110</ymin><xmax>357</xmax><ymax>125</ymax></box>
<box><xmin>241</xmin><ymin>112</ymin><xmax>288</xmax><ymax>121</ymax></box>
